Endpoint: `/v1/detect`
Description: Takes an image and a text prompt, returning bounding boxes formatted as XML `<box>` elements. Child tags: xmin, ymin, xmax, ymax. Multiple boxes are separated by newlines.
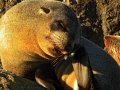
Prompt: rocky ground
<box><xmin>0</xmin><ymin>0</ymin><xmax>120</xmax><ymax>89</ymax></box>
<box><xmin>68</xmin><ymin>0</ymin><xmax>120</xmax><ymax>48</ymax></box>
<box><xmin>0</xmin><ymin>63</ymin><xmax>46</xmax><ymax>90</ymax></box>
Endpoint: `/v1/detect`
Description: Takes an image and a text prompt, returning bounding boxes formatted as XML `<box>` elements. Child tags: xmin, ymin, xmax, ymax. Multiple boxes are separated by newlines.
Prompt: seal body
<box><xmin>0</xmin><ymin>0</ymin><xmax>80</xmax><ymax>78</ymax></box>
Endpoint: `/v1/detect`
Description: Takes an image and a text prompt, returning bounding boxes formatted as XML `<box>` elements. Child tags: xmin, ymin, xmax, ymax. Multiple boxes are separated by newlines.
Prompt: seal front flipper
<box><xmin>72</xmin><ymin>47</ymin><xmax>94</xmax><ymax>90</ymax></box>
<box><xmin>104</xmin><ymin>35</ymin><xmax>120</xmax><ymax>66</ymax></box>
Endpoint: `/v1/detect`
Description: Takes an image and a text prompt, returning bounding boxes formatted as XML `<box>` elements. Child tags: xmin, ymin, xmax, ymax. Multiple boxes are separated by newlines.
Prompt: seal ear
<box><xmin>38</xmin><ymin>7</ymin><xmax>51</xmax><ymax>15</ymax></box>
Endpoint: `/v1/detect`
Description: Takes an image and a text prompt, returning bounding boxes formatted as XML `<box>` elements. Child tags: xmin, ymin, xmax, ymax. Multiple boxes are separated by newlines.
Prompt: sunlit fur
<box><xmin>104</xmin><ymin>35</ymin><xmax>120</xmax><ymax>66</ymax></box>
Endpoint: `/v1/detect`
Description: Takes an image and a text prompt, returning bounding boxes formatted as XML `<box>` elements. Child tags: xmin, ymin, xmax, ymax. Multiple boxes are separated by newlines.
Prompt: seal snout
<box><xmin>48</xmin><ymin>31</ymin><xmax>74</xmax><ymax>55</ymax></box>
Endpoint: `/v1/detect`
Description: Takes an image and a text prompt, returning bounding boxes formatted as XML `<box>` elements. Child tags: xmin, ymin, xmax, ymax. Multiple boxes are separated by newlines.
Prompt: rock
<box><xmin>96</xmin><ymin>0</ymin><xmax>120</xmax><ymax>36</ymax></box>
<box><xmin>62</xmin><ymin>0</ymin><xmax>120</xmax><ymax>48</ymax></box>
<box><xmin>62</xmin><ymin>0</ymin><xmax>104</xmax><ymax>47</ymax></box>
<box><xmin>0</xmin><ymin>65</ymin><xmax>46</xmax><ymax>90</ymax></box>
<box><xmin>0</xmin><ymin>0</ymin><xmax>22</xmax><ymax>17</ymax></box>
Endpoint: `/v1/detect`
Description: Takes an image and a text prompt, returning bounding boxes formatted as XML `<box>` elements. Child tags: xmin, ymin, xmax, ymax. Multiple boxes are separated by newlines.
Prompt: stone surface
<box><xmin>0</xmin><ymin>63</ymin><xmax>46</xmax><ymax>90</ymax></box>
<box><xmin>63</xmin><ymin>0</ymin><xmax>120</xmax><ymax>47</ymax></box>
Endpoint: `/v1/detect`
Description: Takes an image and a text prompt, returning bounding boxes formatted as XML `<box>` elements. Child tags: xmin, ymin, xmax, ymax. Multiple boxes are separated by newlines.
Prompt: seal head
<box><xmin>36</xmin><ymin>1</ymin><xmax>80</xmax><ymax>58</ymax></box>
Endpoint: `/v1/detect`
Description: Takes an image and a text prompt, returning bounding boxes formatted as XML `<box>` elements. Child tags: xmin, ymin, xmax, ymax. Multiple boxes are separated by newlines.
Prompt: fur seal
<box><xmin>104</xmin><ymin>35</ymin><xmax>120</xmax><ymax>66</ymax></box>
<box><xmin>0</xmin><ymin>0</ymin><xmax>80</xmax><ymax>89</ymax></box>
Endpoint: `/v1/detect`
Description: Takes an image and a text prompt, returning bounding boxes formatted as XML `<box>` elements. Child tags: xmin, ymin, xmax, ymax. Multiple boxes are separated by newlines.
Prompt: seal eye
<box><xmin>50</xmin><ymin>21</ymin><xmax>67</xmax><ymax>32</ymax></box>
<box><xmin>40</xmin><ymin>7</ymin><xmax>50</xmax><ymax>14</ymax></box>
<box><xmin>38</xmin><ymin>7</ymin><xmax>50</xmax><ymax>15</ymax></box>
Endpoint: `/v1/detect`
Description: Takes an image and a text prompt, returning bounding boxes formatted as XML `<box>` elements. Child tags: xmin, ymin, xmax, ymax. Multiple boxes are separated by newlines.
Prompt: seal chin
<box><xmin>45</xmin><ymin>43</ymin><xmax>70</xmax><ymax>58</ymax></box>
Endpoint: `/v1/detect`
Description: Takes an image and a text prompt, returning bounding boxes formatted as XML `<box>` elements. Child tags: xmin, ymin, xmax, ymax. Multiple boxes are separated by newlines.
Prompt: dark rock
<box><xmin>0</xmin><ymin>0</ymin><xmax>22</xmax><ymax>17</ymax></box>
<box><xmin>0</xmin><ymin>67</ymin><xmax>46</xmax><ymax>90</ymax></box>
<box><xmin>63</xmin><ymin>0</ymin><xmax>120</xmax><ymax>48</ymax></box>
<box><xmin>97</xmin><ymin>0</ymin><xmax>120</xmax><ymax>36</ymax></box>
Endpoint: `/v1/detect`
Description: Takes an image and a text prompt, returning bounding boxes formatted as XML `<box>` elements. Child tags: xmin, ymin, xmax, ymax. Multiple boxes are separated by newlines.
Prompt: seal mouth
<box><xmin>52</xmin><ymin>40</ymin><xmax>75</xmax><ymax>56</ymax></box>
<box><xmin>53</xmin><ymin>42</ymin><xmax>68</xmax><ymax>55</ymax></box>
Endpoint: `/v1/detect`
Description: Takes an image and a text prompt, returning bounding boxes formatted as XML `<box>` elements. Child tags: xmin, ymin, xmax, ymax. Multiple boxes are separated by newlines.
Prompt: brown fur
<box><xmin>0</xmin><ymin>0</ymin><xmax>80</xmax><ymax>89</ymax></box>
<box><xmin>104</xmin><ymin>35</ymin><xmax>120</xmax><ymax>66</ymax></box>
<box><xmin>0</xmin><ymin>0</ymin><xmax>79</xmax><ymax>76</ymax></box>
